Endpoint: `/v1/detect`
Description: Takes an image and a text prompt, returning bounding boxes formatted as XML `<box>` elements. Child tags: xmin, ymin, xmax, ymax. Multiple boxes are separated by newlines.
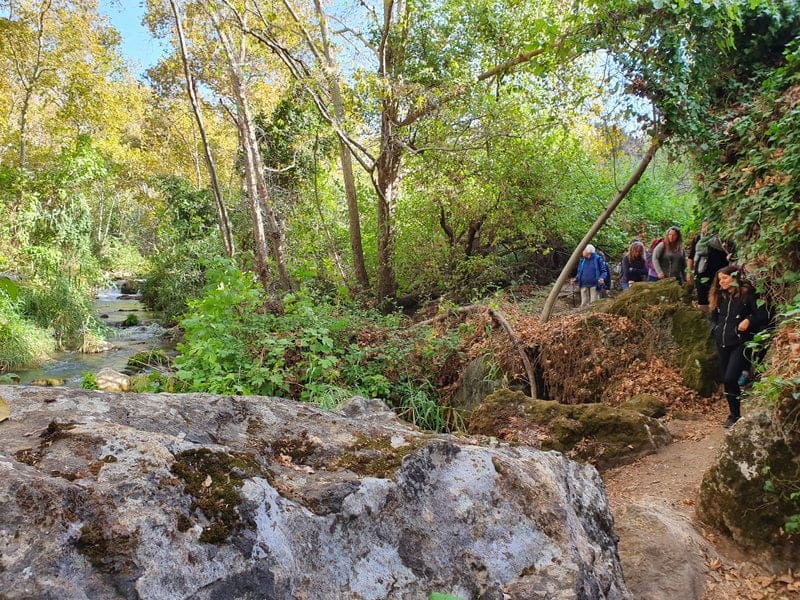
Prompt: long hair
<box><xmin>709</xmin><ymin>265</ymin><xmax>752</xmax><ymax>310</ymax></box>
<box><xmin>663</xmin><ymin>226</ymin><xmax>683</xmax><ymax>253</ymax></box>
<box><xmin>628</xmin><ymin>240</ymin><xmax>645</xmax><ymax>261</ymax></box>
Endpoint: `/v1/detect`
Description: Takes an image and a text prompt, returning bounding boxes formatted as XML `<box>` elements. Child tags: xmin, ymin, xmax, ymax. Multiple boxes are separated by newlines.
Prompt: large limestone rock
<box><xmin>0</xmin><ymin>385</ymin><xmax>630</xmax><ymax>599</ymax></box>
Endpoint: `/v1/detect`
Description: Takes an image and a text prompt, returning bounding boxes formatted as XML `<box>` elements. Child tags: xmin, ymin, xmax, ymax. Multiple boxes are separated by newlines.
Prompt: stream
<box><xmin>16</xmin><ymin>282</ymin><xmax>173</xmax><ymax>388</ymax></box>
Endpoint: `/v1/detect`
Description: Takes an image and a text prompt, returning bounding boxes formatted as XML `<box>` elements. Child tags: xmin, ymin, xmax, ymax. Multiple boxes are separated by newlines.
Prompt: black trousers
<box><xmin>717</xmin><ymin>343</ymin><xmax>748</xmax><ymax>419</ymax></box>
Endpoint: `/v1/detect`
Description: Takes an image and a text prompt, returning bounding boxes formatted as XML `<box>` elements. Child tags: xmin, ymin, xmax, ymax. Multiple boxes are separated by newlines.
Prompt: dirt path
<box><xmin>602</xmin><ymin>403</ymin><xmax>800</xmax><ymax>600</ymax></box>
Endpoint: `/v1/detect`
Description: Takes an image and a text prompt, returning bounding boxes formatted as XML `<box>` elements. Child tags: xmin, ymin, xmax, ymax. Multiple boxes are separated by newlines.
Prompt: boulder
<box><xmin>119</xmin><ymin>279</ymin><xmax>141</xmax><ymax>295</ymax></box>
<box><xmin>469</xmin><ymin>389</ymin><xmax>671</xmax><ymax>470</ymax></box>
<box><xmin>614</xmin><ymin>501</ymin><xmax>710</xmax><ymax>600</ymax></box>
<box><xmin>697</xmin><ymin>409</ymin><xmax>800</xmax><ymax>572</ymax></box>
<box><xmin>0</xmin><ymin>386</ymin><xmax>630</xmax><ymax>599</ymax></box>
<box><xmin>448</xmin><ymin>355</ymin><xmax>501</xmax><ymax>418</ymax></box>
<box><xmin>96</xmin><ymin>368</ymin><xmax>130</xmax><ymax>392</ymax></box>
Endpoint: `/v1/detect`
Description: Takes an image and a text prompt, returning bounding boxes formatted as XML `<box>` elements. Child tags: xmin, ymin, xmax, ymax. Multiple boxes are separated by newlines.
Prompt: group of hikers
<box><xmin>571</xmin><ymin>219</ymin><xmax>771</xmax><ymax>428</ymax></box>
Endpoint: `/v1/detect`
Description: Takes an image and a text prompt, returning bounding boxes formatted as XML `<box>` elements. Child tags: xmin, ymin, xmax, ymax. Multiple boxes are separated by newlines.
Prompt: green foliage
<box><xmin>80</xmin><ymin>371</ymin><xmax>99</xmax><ymax>390</ymax></box>
<box><xmin>141</xmin><ymin>235</ymin><xmax>221</xmax><ymax>324</ymax></box>
<box><xmin>761</xmin><ymin>465</ymin><xmax>800</xmax><ymax>537</ymax></box>
<box><xmin>153</xmin><ymin>175</ymin><xmax>218</xmax><ymax>240</ymax></box>
<box><xmin>695</xmin><ymin>35</ymin><xmax>800</xmax><ymax>306</ymax></box>
<box><xmin>173</xmin><ymin>262</ymin><xmax>467</xmax><ymax>430</ymax></box>
<box><xmin>99</xmin><ymin>239</ymin><xmax>148</xmax><ymax>277</ymax></box>
<box><xmin>20</xmin><ymin>276</ymin><xmax>98</xmax><ymax>350</ymax></box>
<box><xmin>0</xmin><ymin>294</ymin><xmax>54</xmax><ymax>371</ymax></box>
<box><xmin>0</xmin><ymin>276</ymin><xmax>21</xmax><ymax>302</ymax></box>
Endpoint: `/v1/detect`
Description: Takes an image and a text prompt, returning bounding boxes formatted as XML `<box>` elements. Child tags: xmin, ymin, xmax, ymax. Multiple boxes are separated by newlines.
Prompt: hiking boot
<box><xmin>723</xmin><ymin>415</ymin><xmax>740</xmax><ymax>428</ymax></box>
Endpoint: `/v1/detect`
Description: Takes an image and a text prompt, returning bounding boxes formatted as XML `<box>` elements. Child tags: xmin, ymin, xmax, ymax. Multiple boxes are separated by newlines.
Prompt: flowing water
<box><xmin>15</xmin><ymin>282</ymin><xmax>173</xmax><ymax>388</ymax></box>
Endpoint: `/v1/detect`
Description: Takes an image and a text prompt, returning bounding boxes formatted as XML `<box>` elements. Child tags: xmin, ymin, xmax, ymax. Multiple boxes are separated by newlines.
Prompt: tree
<box><xmin>225</xmin><ymin>0</ymin><xmax>578</xmax><ymax>306</ymax></box>
<box><xmin>169</xmin><ymin>0</ymin><xmax>236</xmax><ymax>258</ymax></box>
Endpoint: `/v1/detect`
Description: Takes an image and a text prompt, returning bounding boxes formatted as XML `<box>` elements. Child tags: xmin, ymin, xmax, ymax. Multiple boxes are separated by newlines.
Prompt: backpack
<box><xmin>645</xmin><ymin>238</ymin><xmax>662</xmax><ymax>276</ymax></box>
<box><xmin>595</xmin><ymin>249</ymin><xmax>611</xmax><ymax>295</ymax></box>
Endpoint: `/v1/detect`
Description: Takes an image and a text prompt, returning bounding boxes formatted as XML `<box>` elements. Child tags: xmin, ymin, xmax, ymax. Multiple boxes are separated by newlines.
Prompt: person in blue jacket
<box><xmin>572</xmin><ymin>244</ymin><xmax>609</xmax><ymax>307</ymax></box>
<box><xmin>709</xmin><ymin>265</ymin><xmax>769</xmax><ymax>428</ymax></box>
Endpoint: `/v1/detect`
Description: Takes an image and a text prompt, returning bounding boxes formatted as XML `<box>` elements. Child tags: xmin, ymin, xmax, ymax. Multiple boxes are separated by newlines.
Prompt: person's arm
<box><xmin>740</xmin><ymin>290</ymin><xmax>770</xmax><ymax>332</ymax></box>
<box><xmin>687</xmin><ymin>235</ymin><xmax>697</xmax><ymax>272</ymax></box>
<box><xmin>598</xmin><ymin>256</ymin><xmax>609</xmax><ymax>287</ymax></box>
<box><xmin>652</xmin><ymin>243</ymin><xmax>666</xmax><ymax>278</ymax></box>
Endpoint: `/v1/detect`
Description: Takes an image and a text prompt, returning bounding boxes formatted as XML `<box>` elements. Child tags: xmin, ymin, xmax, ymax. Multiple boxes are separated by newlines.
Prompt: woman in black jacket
<box><xmin>709</xmin><ymin>265</ymin><xmax>769</xmax><ymax>427</ymax></box>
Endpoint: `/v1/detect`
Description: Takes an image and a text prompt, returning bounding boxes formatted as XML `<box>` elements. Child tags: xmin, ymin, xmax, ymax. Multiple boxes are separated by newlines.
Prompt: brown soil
<box><xmin>603</xmin><ymin>399</ymin><xmax>800</xmax><ymax>600</ymax></box>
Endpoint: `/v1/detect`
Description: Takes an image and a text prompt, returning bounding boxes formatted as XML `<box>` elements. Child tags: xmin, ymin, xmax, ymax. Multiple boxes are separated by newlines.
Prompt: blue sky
<box><xmin>99</xmin><ymin>0</ymin><xmax>166</xmax><ymax>77</ymax></box>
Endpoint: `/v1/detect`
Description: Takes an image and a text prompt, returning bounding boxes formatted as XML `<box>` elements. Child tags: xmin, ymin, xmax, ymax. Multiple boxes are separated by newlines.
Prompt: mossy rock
<box><xmin>603</xmin><ymin>280</ymin><xmax>717</xmax><ymax>397</ymax></box>
<box><xmin>469</xmin><ymin>388</ymin><xmax>671</xmax><ymax>470</ymax></box>
<box><xmin>697</xmin><ymin>410</ymin><xmax>800</xmax><ymax>572</ymax></box>
<box><xmin>119</xmin><ymin>279</ymin><xmax>140</xmax><ymax>295</ymax></box>
<box><xmin>604</xmin><ymin>279</ymin><xmax>691</xmax><ymax>322</ymax></box>
<box><xmin>621</xmin><ymin>394</ymin><xmax>668</xmax><ymax>418</ymax></box>
<box><xmin>121</xmin><ymin>313</ymin><xmax>140</xmax><ymax>327</ymax></box>
<box><xmin>671</xmin><ymin>306</ymin><xmax>718</xmax><ymax>397</ymax></box>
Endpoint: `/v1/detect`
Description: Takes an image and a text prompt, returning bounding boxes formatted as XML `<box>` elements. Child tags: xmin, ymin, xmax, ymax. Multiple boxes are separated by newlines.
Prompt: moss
<box><xmin>171</xmin><ymin>448</ymin><xmax>263</xmax><ymax>544</ymax></box>
<box><xmin>333</xmin><ymin>434</ymin><xmax>429</xmax><ymax>478</ymax></box>
<box><xmin>75</xmin><ymin>522</ymin><xmax>138</xmax><ymax>575</ymax></box>
<box><xmin>604</xmin><ymin>279</ymin><xmax>690</xmax><ymax>321</ymax></box>
<box><xmin>14</xmin><ymin>420</ymin><xmax>79</xmax><ymax>466</ymax></box>
<box><xmin>470</xmin><ymin>389</ymin><xmax>669</xmax><ymax>469</ymax></box>
<box><xmin>670</xmin><ymin>307</ymin><xmax>718</xmax><ymax>396</ymax></box>
<box><xmin>270</xmin><ymin>431</ymin><xmax>320</xmax><ymax>464</ymax></box>
<box><xmin>622</xmin><ymin>394</ymin><xmax>668</xmax><ymax>418</ymax></box>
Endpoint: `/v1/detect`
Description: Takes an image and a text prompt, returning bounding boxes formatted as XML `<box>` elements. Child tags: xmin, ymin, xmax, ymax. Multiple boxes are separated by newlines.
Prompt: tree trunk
<box><xmin>312</xmin><ymin>0</ymin><xmax>369</xmax><ymax>290</ymax></box>
<box><xmin>375</xmin><ymin>108</ymin><xmax>402</xmax><ymax>307</ymax></box>
<box><xmin>237</xmin><ymin>112</ymin><xmax>274</xmax><ymax>293</ymax></box>
<box><xmin>540</xmin><ymin>137</ymin><xmax>662</xmax><ymax>322</ymax></box>
<box><xmin>211</xmin><ymin>6</ymin><xmax>291</xmax><ymax>293</ymax></box>
<box><xmin>169</xmin><ymin>0</ymin><xmax>235</xmax><ymax>259</ymax></box>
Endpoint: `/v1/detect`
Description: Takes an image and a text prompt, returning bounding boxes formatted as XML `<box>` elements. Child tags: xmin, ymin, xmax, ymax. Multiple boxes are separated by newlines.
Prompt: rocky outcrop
<box><xmin>0</xmin><ymin>385</ymin><xmax>630</xmax><ymax>599</ymax></box>
<box><xmin>697</xmin><ymin>409</ymin><xmax>800</xmax><ymax>572</ymax></box>
<box><xmin>469</xmin><ymin>389</ymin><xmax>671</xmax><ymax>470</ymax></box>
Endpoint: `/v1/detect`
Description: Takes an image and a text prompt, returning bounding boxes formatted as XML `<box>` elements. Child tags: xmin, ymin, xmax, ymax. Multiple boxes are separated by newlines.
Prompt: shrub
<box><xmin>121</xmin><ymin>314</ymin><xmax>140</xmax><ymax>327</ymax></box>
<box><xmin>20</xmin><ymin>276</ymin><xmax>97</xmax><ymax>350</ymax></box>
<box><xmin>0</xmin><ymin>294</ymin><xmax>54</xmax><ymax>371</ymax></box>
<box><xmin>172</xmin><ymin>261</ymin><xmax>464</xmax><ymax>431</ymax></box>
<box><xmin>141</xmin><ymin>236</ymin><xmax>221</xmax><ymax>325</ymax></box>
<box><xmin>81</xmin><ymin>371</ymin><xmax>99</xmax><ymax>390</ymax></box>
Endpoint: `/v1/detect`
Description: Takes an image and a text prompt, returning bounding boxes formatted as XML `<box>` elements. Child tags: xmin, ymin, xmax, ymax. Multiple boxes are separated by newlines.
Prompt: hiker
<box><xmin>709</xmin><ymin>265</ymin><xmax>769</xmax><ymax>428</ymax></box>
<box><xmin>620</xmin><ymin>240</ymin><xmax>648</xmax><ymax>290</ymax></box>
<box><xmin>687</xmin><ymin>219</ymin><xmax>731</xmax><ymax>312</ymax></box>
<box><xmin>652</xmin><ymin>226</ymin><xmax>687</xmax><ymax>283</ymax></box>
<box><xmin>571</xmin><ymin>244</ymin><xmax>609</xmax><ymax>307</ymax></box>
